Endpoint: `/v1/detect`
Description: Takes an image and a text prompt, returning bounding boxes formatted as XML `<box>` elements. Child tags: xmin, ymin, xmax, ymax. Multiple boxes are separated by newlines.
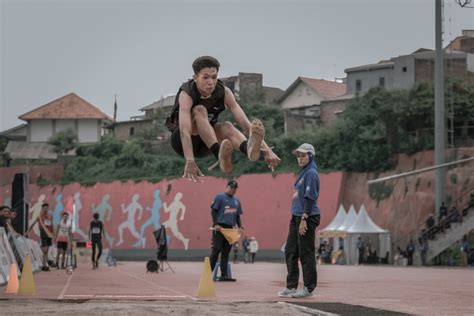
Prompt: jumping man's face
<box><xmin>296</xmin><ymin>152</ymin><xmax>309</xmax><ymax>167</ymax></box>
<box><xmin>193</xmin><ymin>67</ymin><xmax>218</xmax><ymax>97</ymax></box>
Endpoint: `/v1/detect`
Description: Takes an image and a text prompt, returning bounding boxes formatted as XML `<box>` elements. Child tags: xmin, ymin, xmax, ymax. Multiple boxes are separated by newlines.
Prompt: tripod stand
<box><xmin>153</xmin><ymin>226</ymin><xmax>175</xmax><ymax>274</ymax></box>
<box><xmin>159</xmin><ymin>258</ymin><xmax>175</xmax><ymax>273</ymax></box>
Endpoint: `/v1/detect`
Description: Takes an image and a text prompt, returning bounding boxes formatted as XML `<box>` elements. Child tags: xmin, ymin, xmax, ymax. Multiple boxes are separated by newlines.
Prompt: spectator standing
<box><xmin>242</xmin><ymin>236</ymin><xmax>250</xmax><ymax>263</ymax></box>
<box><xmin>249</xmin><ymin>237</ymin><xmax>259</xmax><ymax>263</ymax></box>
<box><xmin>461</xmin><ymin>235</ymin><xmax>469</xmax><ymax>267</ymax></box>
<box><xmin>357</xmin><ymin>237</ymin><xmax>365</xmax><ymax>265</ymax></box>
<box><xmin>406</xmin><ymin>239</ymin><xmax>416</xmax><ymax>266</ymax></box>
<box><xmin>232</xmin><ymin>242</ymin><xmax>239</xmax><ymax>264</ymax></box>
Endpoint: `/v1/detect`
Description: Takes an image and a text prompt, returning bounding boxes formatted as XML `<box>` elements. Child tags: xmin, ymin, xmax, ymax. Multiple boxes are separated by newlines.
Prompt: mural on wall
<box><xmin>29</xmin><ymin>194</ymin><xmax>46</xmax><ymax>238</ymax></box>
<box><xmin>163</xmin><ymin>192</ymin><xmax>189</xmax><ymax>250</ymax></box>
<box><xmin>0</xmin><ymin>173</ymin><xmax>344</xmax><ymax>250</ymax></box>
<box><xmin>134</xmin><ymin>189</ymin><xmax>162</xmax><ymax>248</ymax></box>
<box><xmin>91</xmin><ymin>194</ymin><xmax>114</xmax><ymax>248</ymax></box>
<box><xmin>116</xmin><ymin>193</ymin><xmax>143</xmax><ymax>247</ymax></box>
<box><xmin>53</xmin><ymin>193</ymin><xmax>64</xmax><ymax>225</ymax></box>
<box><xmin>72</xmin><ymin>192</ymin><xmax>88</xmax><ymax>241</ymax></box>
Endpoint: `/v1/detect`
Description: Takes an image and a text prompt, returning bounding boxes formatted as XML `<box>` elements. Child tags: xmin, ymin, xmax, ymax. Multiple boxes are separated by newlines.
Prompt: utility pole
<box><xmin>434</xmin><ymin>0</ymin><xmax>446</xmax><ymax>216</ymax></box>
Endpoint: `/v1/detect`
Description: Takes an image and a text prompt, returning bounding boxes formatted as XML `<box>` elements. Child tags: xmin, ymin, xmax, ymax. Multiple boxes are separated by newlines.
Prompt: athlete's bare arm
<box><xmin>179</xmin><ymin>91</ymin><xmax>204</xmax><ymax>182</ymax></box>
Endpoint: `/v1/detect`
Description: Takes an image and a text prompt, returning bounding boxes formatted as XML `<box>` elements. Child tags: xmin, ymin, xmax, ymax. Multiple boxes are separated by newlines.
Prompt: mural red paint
<box><xmin>0</xmin><ymin>172</ymin><xmax>344</xmax><ymax>250</ymax></box>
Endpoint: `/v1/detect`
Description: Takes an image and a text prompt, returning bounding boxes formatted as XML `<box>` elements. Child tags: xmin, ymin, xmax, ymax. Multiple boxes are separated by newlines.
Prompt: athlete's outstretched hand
<box><xmin>183</xmin><ymin>159</ymin><xmax>204</xmax><ymax>183</ymax></box>
<box><xmin>263</xmin><ymin>149</ymin><xmax>282</xmax><ymax>172</ymax></box>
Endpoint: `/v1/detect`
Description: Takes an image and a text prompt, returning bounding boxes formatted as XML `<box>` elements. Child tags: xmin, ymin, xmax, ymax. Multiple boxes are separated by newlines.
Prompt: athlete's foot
<box><xmin>92</xmin><ymin>261</ymin><xmax>96</xmax><ymax>270</ymax></box>
<box><xmin>247</xmin><ymin>119</ymin><xmax>265</xmax><ymax>161</ymax></box>
<box><xmin>115</xmin><ymin>239</ymin><xmax>123</xmax><ymax>247</ymax></box>
<box><xmin>219</xmin><ymin>139</ymin><xmax>233</xmax><ymax>173</ymax></box>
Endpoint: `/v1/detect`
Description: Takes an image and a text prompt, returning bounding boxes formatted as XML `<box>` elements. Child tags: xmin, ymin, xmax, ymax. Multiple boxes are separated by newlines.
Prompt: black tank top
<box><xmin>165</xmin><ymin>79</ymin><xmax>226</xmax><ymax>131</ymax></box>
<box><xmin>90</xmin><ymin>221</ymin><xmax>103</xmax><ymax>241</ymax></box>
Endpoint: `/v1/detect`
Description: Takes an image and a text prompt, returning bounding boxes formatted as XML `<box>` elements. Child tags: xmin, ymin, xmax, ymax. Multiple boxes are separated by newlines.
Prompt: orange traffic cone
<box><xmin>196</xmin><ymin>257</ymin><xmax>216</xmax><ymax>298</ymax></box>
<box><xmin>4</xmin><ymin>263</ymin><xmax>19</xmax><ymax>294</ymax></box>
<box><xmin>18</xmin><ymin>256</ymin><xmax>36</xmax><ymax>295</ymax></box>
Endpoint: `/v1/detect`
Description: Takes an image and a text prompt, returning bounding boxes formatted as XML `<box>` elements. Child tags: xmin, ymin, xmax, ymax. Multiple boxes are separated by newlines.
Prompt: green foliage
<box><xmin>450</xmin><ymin>173</ymin><xmax>458</xmax><ymax>185</ymax></box>
<box><xmin>58</xmin><ymin>78</ymin><xmax>474</xmax><ymax>183</ymax></box>
<box><xmin>47</xmin><ymin>129</ymin><xmax>78</xmax><ymax>155</ymax></box>
<box><xmin>368</xmin><ymin>182</ymin><xmax>393</xmax><ymax>206</ymax></box>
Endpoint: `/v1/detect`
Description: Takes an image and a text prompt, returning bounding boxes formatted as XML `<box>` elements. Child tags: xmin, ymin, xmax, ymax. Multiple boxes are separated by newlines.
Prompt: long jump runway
<box><xmin>0</xmin><ymin>262</ymin><xmax>473</xmax><ymax>315</ymax></box>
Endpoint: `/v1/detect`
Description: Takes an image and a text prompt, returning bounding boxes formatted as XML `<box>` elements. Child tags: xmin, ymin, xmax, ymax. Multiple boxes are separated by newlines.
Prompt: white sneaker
<box><xmin>291</xmin><ymin>287</ymin><xmax>313</xmax><ymax>298</ymax></box>
<box><xmin>277</xmin><ymin>287</ymin><xmax>296</xmax><ymax>297</ymax></box>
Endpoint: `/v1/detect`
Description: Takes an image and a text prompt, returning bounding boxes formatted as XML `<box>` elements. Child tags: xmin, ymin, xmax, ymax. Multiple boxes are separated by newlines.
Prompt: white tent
<box><xmin>335</xmin><ymin>204</ymin><xmax>358</xmax><ymax>232</ymax></box>
<box><xmin>319</xmin><ymin>204</ymin><xmax>347</xmax><ymax>237</ymax></box>
<box><xmin>344</xmin><ymin>204</ymin><xmax>391</xmax><ymax>264</ymax></box>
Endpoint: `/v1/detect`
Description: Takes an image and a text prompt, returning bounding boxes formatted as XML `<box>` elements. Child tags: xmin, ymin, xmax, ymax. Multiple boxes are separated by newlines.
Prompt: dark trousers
<box><xmin>210</xmin><ymin>227</ymin><xmax>232</xmax><ymax>277</ymax></box>
<box><xmin>285</xmin><ymin>215</ymin><xmax>320</xmax><ymax>293</ymax></box>
<box><xmin>92</xmin><ymin>240</ymin><xmax>103</xmax><ymax>263</ymax></box>
<box><xmin>358</xmin><ymin>250</ymin><xmax>364</xmax><ymax>264</ymax></box>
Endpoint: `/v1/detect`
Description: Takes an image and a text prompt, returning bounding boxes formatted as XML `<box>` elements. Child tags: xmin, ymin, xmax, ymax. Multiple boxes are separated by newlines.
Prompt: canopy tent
<box><xmin>343</xmin><ymin>204</ymin><xmax>391</xmax><ymax>264</ymax></box>
<box><xmin>333</xmin><ymin>204</ymin><xmax>358</xmax><ymax>235</ymax></box>
<box><xmin>318</xmin><ymin>204</ymin><xmax>347</xmax><ymax>237</ymax></box>
<box><xmin>318</xmin><ymin>204</ymin><xmax>356</xmax><ymax>254</ymax></box>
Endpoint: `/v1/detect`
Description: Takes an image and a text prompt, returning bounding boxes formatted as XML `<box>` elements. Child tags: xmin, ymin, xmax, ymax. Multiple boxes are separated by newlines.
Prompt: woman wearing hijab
<box><xmin>278</xmin><ymin>143</ymin><xmax>321</xmax><ymax>298</ymax></box>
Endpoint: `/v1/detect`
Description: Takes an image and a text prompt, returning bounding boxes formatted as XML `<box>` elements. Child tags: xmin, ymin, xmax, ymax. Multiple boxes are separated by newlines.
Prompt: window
<box><xmin>130</xmin><ymin>127</ymin><xmax>135</xmax><ymax>136</ymax></box>
<box><xmin>379</xmin><ymin>77</ymin><xmax>385</xmax><ymax>88</ymax></box>
<box><xmin>356</xmin><ymin>79</ymin><xmax>362</xmax><ymax>92</ymax></box>
<box><xmin>402</xmin><ymin>67</ymin><xmax>407</xmax><ymax>72</ymax></box>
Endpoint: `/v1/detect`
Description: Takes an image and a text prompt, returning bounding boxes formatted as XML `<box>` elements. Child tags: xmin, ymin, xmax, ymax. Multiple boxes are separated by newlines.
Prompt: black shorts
<box><xmin>170</xmin><ymin>128</ymin><xmax>211</xmax><ymax>158</ymax></box>
<box><xmin>40</xmin><ymin>229</ymin><xmax>52</xmax><ymax>248</ymax></box>
<box><xmin>57</xmin><ymin>241</ymin><xmax>68</xmax><ymax>251</ymax></box>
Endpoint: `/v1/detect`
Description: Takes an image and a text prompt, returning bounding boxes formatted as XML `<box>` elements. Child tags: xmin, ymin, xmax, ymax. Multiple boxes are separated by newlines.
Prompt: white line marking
<box><xmin>63</xmin><ymin>294</ymin><xmax>187</xmax><ymax>299</ymax></box>
<box><xmin>57</xmin><ymin>273</ymin><xmax>74</xmax><ymax>300</ymax></box>
<box><xmin>116</xmin><ymin>267</ymin><xmax>198</xmax><ymax>301</ymax></box>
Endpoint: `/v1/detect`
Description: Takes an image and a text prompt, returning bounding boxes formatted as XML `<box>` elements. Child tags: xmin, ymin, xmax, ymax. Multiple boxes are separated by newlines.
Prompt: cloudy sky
<box><xmin>1</xmin><ymin>0</ymin><xmax>473</xmax><ymax>131</ymax></box>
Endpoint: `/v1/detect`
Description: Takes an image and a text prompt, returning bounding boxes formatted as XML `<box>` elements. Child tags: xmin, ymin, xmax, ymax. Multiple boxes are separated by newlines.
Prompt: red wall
<box><xmin>0</xmin><ymin>165</ymin><xmax>64</xmax><ymax>186</ymax></box>
<box><xmin>0</xmin><ymin>172</ymin><xmax>344</xmax><ymax>250</ymax></box>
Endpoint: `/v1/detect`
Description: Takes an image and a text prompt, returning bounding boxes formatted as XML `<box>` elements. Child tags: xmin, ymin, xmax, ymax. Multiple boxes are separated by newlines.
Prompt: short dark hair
<box><xmin>227</xmin><ymin>180</ymin><xmax>238</xmax><ymax>189</ymax></box>
<box><xmin>192</xmin><ymin>56</ymin><xmax>220</xmax><ymax>74</ymax></box>
<box><xmin>42</xmin><ymin>203</ymin><xmax>49</xmax><ymax>207</ymax></box>
<box><xmin>0</xmin><ymin>205</ymin><xmax>12</xmax><ymax>212</ymax></box>
<box><xmin>93</xmin><ymin>213</ymin><xmax>99</xmax><ymax>220</ymax></box>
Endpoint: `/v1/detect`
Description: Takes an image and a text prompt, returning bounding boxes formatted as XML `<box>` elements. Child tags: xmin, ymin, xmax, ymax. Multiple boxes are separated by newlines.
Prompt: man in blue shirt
<box><xmin>209</xmin><ymin>180</ymin><xmax>243</xmax><ymax>281</ymax></box>
<box><xmin>278</xmin><ymin>143</ymin><xmax>321</xmax><ymax>298</ymax></box>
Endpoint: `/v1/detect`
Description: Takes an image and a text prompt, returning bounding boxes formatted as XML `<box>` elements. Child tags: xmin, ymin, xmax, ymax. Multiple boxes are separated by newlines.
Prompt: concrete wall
<box><xmin>55</xmin><ymin>119</ymin><xmax>75</xmax><ymax>133</ymax></box>
<box><xmin>346</xmin><ymin>66</ymin><xmax>394</xmax><ymax>94</ymax></box>
<box><xmin>320</xmin><ymin>99</ymin><xmax>350</xmax><ymax>128</ymax></box>
<box><xmin>280</xmin><ymin>82</ymin><xmax>324</xmax><ymax>110</ymax></box>
<box><xmin>0</xmin><ymin>172</ymin><xmax>345</xmax><ymax>251</ymax></box>
<box><xmin>114</xmin><ymin>120</ymin><xmax>152</xmax><ymax>141</ymax></box>
<box><xmin>0</xmin><ymin>165</ymin><xmax>64</xmax><ymax>186</ymax></box>
<box><xmin>77</xmin><ymin>120</ymin><xmax>100</xmax><ymax>143</ymax></box>
<box><xmin>391</xmin><ymin>55</ymin><xmax>416</xmax><ymax>90</ymax></box>
<box><xmin>28</xmin><ymin>119</ymin><xmax>101</xmax><ymax>143</ymax></box>
<box><xmin>29</xmin><ymin>120</ymin><xmax>53</xmax><ymax>142</ymax></box>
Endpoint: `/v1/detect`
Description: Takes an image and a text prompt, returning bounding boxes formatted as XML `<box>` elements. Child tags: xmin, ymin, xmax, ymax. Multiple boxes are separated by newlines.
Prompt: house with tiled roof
<box><xmin>4</xmin><ymin>93</ymin><xmax>113</xmax><ymax>160</ymax></box>
<box><xmin>278</xmin><ymin>77</ymin><xmax>346</xmax><ymax>134</ymax></box>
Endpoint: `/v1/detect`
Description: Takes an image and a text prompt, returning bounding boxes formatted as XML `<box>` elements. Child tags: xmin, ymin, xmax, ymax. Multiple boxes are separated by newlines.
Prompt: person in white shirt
<box><xmin>249</xmin><ymin>237</ymin><xmax>259</xmax><ymax>263</ymax></box>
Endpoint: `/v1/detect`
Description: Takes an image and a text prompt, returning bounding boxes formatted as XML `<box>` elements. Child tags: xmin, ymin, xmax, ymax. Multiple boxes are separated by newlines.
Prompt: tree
<box><xmin>47</xmin><ymin>129</ymin><xmax>78</xmax><ymax>155</ymax></box>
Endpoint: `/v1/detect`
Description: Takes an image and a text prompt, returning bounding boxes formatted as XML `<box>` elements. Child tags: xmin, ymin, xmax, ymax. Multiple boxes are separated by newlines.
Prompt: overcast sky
<box><xmin>1</xmin><ymin>0</ymin><xmax>473</xmax><ymax>131</ymax></box>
